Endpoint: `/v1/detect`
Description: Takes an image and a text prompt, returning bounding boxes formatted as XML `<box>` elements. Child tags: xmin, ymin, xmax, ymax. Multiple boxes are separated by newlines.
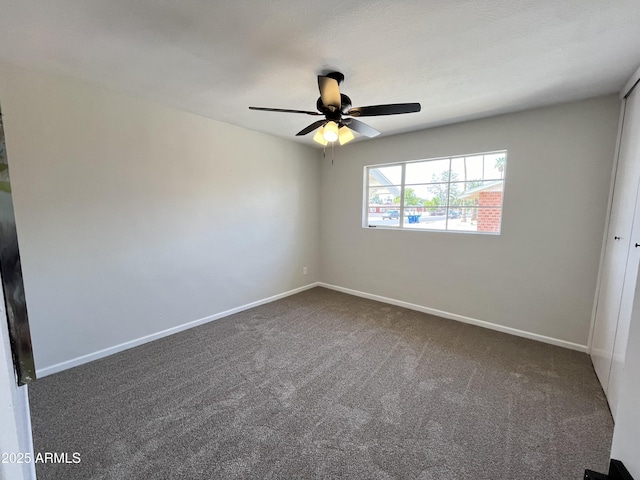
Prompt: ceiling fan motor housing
<box><xmin>324</xmin><ymin>71</ymin><xmax>345</xmax><ymax>85</ymax></box>
<box><xmin>316</xmin><ymin>94</ymin><xmax>352</xmax><ymax>121</ymax></box>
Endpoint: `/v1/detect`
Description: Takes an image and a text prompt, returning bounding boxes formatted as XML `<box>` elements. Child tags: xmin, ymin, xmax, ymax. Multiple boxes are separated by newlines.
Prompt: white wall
<box><xmin>609</xmin><ymin>69</ymin><xmax>640</xmax><ymax>478</ymax></box>
<box><xmin>320</xmin><ymin>97</ymin><xmax>620</xmax><ymax>347</ymax></box>
<box><xmin>610</xmin><ymin>261</ymin><xmax>640</xmax><ymax>476</ymax></box>
<box><xmin>0</xmin><ymin>284</ymin><xmax>35</xmax><ymax>480</ymax></box>
<box><xmin>0</xmin><ymin>61</ymin><xmax>320</xmax><ymax>373</ymax></box>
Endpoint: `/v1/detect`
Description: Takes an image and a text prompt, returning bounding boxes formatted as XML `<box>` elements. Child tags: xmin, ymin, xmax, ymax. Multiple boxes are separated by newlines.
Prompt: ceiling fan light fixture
<box><xmin>313</xmin><ymin>127</ymin><xmax>328</xmax><ymax>146</ymax></box>
<box><xmin>338</xmin><ymin>126</ymin><xmax>355</xmax><ymax>145</ymax></box>
<box><xmin>323</xmin><ymin>121</ymin><xmax>339</xmax><ymax>143</ymax></box>
<box><xmin>249</xmin><ymin>72</ymin><xmax>420</xmax><ymax>145</ymax></box>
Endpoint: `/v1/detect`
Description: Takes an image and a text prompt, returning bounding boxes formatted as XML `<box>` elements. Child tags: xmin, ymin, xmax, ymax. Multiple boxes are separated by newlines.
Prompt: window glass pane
<box><xmin>364</xmin><ymin>150</ymin><xmax>505</xmax><ymax>234</ymax></box>
<box><xmin>450</xmin><ymin>181</ymin><xmax>504</xmax><ymax>207</ymax></box>
<box><xmin>403</xmin><ymin>208</ymin><xmax>423</xmax><ymax>228</ymax></box>
<box><xmin>445</xmin><ymin>181</ymin><xmax>465</xmax><ymax>207</ymax></box>
<box><xmin>423</xmin><ymin>206</ymin><xmax>447</xmax><ymax>218</ymax></box>
<box><xmin>453</xmin><ymin>182</ymin><xmax>480</xmax><ymax>207</ymax></box>
<box><xmin>406</xmin><ymin>207</ymin><xmax>446</xmax><ymax>230</ymax></box>
<box><xmin>450</xmin><ymin>156</ymin><xmax>483</xmax><ymax>183</ymax></box>
<box><xmin>400</xmin><ymin>185</ymin><xmax>423</xmax><ymax>208</ymax></box>
<box><xmin>405</xmin><ymin>159</ymin><xmax>450</xmax><ymax>185</ymax></box>
<box><xmin>476</xmin><ymin>206</ymin><xmax>502</xmax><ymax>233</ymax></box>
<box><xmin>484</xmin><ymin>153</ymin><xmax>507</xmax><ymax>180</ymax></box>
<box><xmin>400</xmin><ymin>183</ymin><xmax>451</xmax><ymax>210</ymax></box>
<box><xmin>409</xmin><ymin>182</ymin><xmax>451</xmax><ymax>209</ymax></box>
<box><xmin>446</xmin><ymin>207</ymin><xmax>479</xmax><ymax>232</ymax></box>
<box><xmin>367</xmin><ymin>206</ymin><xmax>401</xmax><ymax>227</ymax></box>
<box><xmin>368</xmin><ymin>186</ymin><xmax>400</xmax><ymax>206</ymax></box>
<box><xmin>478</xmin><ymin>182</ymin><xmax>504</xmax><ymax>207</ymax></box>
<box><xmin>369</xmin><ymin>165</ymin><xmax>402</xmax><ymax>187</ymax></box>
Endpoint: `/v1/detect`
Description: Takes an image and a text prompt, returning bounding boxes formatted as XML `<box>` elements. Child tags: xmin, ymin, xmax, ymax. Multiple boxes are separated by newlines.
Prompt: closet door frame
<box><xmin>588</xmin><ymin>68</ymin><xmax>640</xmax><ymax>420</ymax></box>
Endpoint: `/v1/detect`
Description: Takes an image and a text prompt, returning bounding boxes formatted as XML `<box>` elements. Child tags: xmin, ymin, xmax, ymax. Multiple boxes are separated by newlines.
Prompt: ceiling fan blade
<box><xmin>296</xmin><ymin>120</ymin><xmax>327</xmax><ymax>136</ymax></box>
<box><xmin>249</xmin><ymin>106</ymin><xmax>322</xmax><ymax>115</ymax></box>
<box><xmin>347</xmin><ymin>103</ymin><xmax>421</xmax><ymax>117</ymax></box>
<box><xmin>347</xmin><ymin>119</ymin><xmax>380</xmax><ymax>138</ymax></box>
<box><xmin>317</xmin><ymin>76</ymin><xmax>341</xmax><ymax>111</ymax></box>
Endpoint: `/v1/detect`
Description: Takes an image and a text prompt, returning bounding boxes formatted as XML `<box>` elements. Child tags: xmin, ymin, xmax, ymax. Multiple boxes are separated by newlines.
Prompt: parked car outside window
<box><xmin>383</xmin><ymin>210</ymin><xmax>400</xmax><ymax>219</ymax></box>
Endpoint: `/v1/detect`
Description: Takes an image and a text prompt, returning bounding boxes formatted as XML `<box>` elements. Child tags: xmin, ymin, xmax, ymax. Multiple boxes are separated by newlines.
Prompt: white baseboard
<box><xmin>36</xmin><ymin>282</ymin><xmax>321</xmax><ymax>377</ymax></box>
<box><xmin>317</xmin><ymin>282</ymin><xmax>588</xmax><ymax>353</ymax></box>
<box><xmin>38</xmin><ymin>280</ymin><xmax>587</xmax><ymax>377</ymax></box>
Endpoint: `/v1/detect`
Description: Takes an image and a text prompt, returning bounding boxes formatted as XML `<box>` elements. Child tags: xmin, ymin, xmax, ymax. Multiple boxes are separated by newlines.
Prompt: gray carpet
<box><xmin>29</xmin><ymin>287</ymin><xmax>613</xmax><ymax>479</ymax></box>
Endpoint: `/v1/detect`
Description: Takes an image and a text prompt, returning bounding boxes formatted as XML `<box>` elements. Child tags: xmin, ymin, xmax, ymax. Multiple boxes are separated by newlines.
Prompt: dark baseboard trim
<box><xmin>585</xmin><ymin>460</ymin><xmax>633</xmax><ymax>480</ymax></box>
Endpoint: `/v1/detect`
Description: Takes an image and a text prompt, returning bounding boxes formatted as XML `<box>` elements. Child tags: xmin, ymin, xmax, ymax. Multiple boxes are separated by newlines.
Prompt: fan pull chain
<box><xmin>331</xmin><ymin>142</ymin><xmax>334</xmax><ymax>165</ymax></box>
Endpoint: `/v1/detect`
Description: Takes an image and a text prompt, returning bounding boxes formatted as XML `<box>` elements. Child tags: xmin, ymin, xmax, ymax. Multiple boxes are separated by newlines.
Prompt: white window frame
<box><xmin>363</xmin><ymin>150</ymin><xmax>507</xmax><ymax>234</ymax></box>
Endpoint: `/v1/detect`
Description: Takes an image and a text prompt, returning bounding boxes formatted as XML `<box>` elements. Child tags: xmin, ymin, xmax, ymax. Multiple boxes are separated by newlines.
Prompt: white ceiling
<box><xmin>1</xmin><ymin>0</ymin><xmax>639</xmax><ymax>146</ymax></box>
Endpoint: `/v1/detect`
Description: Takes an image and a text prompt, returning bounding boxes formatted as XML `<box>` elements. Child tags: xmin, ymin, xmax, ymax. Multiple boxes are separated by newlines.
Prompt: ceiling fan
<box><xmin>249</xmin><ymin>72</ymin><xmax>421</xmax><ymax>146</ymax></box>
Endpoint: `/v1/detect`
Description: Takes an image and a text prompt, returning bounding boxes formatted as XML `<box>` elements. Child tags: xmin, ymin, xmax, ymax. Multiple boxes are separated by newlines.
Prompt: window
<box><xmin>364</xmin><ymin>151</ymin><xmax>507</xmax><ymax>234</ymax></box>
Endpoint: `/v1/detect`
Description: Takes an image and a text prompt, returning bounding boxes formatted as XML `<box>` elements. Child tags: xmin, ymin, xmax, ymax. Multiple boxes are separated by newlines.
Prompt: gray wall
<box><xmin>0</xmin><ymin>62</ymin><xmax>320</xmax><ymax>372</ymax></box>
<box><xmin>0</xmin><ymin>58</ymin><xmax>621</xmax><ymax>370</ymax></box>
<box><xmin>320</xmin><ymin>97</ymin><xmax>620</xmax><ymax>347</ymax></box>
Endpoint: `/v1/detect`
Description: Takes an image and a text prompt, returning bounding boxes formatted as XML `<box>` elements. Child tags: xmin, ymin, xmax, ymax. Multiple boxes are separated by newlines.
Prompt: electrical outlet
<box><xmin>303</xmin><ymin>266</ymin><xmax>308</xmax><ymax>275</ymax></box>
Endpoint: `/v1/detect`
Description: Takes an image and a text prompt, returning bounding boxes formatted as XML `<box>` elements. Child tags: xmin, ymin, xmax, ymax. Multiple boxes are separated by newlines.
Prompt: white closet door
<box><xmin>606</xmin><ymin>86</ymin><xmax>640</xmax><ymax>418</ymax></box>
<box><xmin>591</xmin><ymin>87</ymin><xmax>640</xmax><ymax>399</ymax></box>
